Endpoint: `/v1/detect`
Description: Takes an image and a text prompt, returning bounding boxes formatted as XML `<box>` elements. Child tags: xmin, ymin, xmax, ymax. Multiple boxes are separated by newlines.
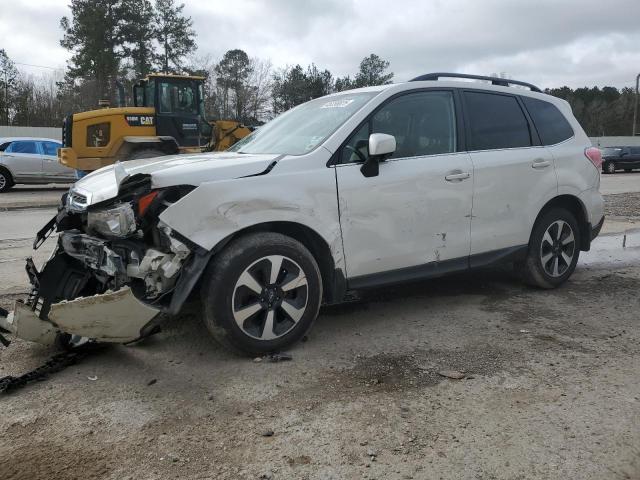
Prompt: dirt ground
<box><xmin>1</xmin><ymin>193</ymin><xmax>639</xmax><ymax>480</ymax></box>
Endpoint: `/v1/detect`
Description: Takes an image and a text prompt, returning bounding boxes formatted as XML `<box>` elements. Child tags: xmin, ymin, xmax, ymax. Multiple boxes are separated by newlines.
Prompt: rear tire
<box><xmin>603</xmin><ymin>161</ymin><xmax>616</xmax><ymax>174</ymax></box>
<box><xmin>200</xmin><ymin>232</ymin><xmax>322</xmax><ymax>356</ymax></box>
<box><xmin>519</xmin><ymin>208</ymin><xmax>581</xmax><ymax>289</ymax></box>
<box><xmin>128</xmin><ymin>149</ymin><xmax>165</xmax><ymax>160</ymax></box>
<box><xmin>0</xmin><ymin>168</ymin><xmax>14</xmax><ymax>192</ymax></box>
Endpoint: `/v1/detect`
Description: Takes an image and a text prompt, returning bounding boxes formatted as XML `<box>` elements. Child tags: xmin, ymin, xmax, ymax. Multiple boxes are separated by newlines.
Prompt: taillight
<box><xmin>137</xmin><ymin>190</ymin><xmax>159</xmax><ymax>216</ymax></box>
<box><xmin>585</xmin><ymin>147</ymin><xmax>602</xmax><ymax>169</ymax></box>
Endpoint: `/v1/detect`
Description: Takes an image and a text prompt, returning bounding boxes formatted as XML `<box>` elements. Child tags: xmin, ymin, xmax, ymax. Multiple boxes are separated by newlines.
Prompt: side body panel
<box><xmin>468</xmin><ymin>146</ymin><xmax>557</xmax><ymax>254</ymax></box>
<box><xmin>2</xmin><ymin>141</ymin><xmax>43</xmax><ymax>181</ymax></box>
<box><xmin>335</xmin><ymin>152</ymin><xmax>474</xmax><ymax>278</ymax></box>
<box><xmin>40</xmin><ymin>141</ymin><xmax>75</xmax><ymax>180</ymax></box>
<box><xmin>158</xmin><ymin>150</ymin><xmax>345</xmax><ymax>272</ymax></box>
<box><xmin>548</xmin><ymin>102</ymin><xmax>603</xmax><ymax>226</ymax></box>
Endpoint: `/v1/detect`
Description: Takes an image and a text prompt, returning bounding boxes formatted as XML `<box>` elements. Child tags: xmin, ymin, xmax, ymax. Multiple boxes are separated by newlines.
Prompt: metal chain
<box><xmin>0</xmin><ymin>344</ymin><xmax>101</xmax><ymax>394</ymax></box>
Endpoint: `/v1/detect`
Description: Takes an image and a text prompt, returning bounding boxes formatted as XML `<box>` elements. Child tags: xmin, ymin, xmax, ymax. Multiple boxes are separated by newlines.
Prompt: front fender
<box><xmin>158</xmin><ymin>168</ymin><xmax>344</xmax><ymax>269</ymax></box>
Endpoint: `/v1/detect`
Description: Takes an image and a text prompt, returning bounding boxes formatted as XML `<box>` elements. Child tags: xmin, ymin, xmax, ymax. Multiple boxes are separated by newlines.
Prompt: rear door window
<box><xmin>463</xmin><ymin>91</ymin><xmax>532</xmax><ymax>151</ymax></box>
<box><xmin>6</xmin><ymin>141</ymin><xmax>38</xmax><ymax>154</ymax></box>
<box><xmin>522</xmin><ymin>97</ymin><xmax>574</xmax><ymax>145</ymax></box>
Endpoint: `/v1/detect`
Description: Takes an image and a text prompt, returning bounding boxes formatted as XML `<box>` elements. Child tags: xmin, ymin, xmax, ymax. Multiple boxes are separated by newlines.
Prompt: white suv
<box><xmin>0</xmin><ymin>73</ymin><xmax>604</xmax><ymax>356</ymax></box>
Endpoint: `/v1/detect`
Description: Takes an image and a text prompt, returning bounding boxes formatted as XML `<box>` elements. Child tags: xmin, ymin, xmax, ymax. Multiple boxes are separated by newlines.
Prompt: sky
<box><xmin>1</xmin><ymin>0</ymin><xmax>639</xmax><ymax>89</ymax></box>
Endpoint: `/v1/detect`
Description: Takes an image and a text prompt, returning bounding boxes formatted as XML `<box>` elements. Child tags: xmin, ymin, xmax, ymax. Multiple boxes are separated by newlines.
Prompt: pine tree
<box><xmin>60</xmin><ymin>0</ymin><xmax>128</xmax><ymax>103</ymax></box>
<box><xmin>121</xmin><ymin>0</ymin><xmax>157</xmax><ymax>78</ymax></box>
<box><xmin>154</xmin><ymin>0</ymin><xmax>196</xmax><ymax>72</ymax></box>
<box><xmin>354</xmin><ymin>54</ymin><xmax>393</xmax><ymax>87</ymax></box>
<box><xmin>215</xmin><ymin>49</ymin><xmax>253</xmax><ymax>121</ymax></box>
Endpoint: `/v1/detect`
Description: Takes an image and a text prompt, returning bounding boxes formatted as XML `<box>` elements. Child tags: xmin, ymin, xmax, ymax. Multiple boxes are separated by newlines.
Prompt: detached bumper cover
<box><xmin>0</xmin><ymin>303</ymin><xmax>58</xmax><ymax>346</ymax></box>
<box><xmin>0</xmin><ymin>288</ymin><xmax>161</xmax><ymax>347</ymax></box>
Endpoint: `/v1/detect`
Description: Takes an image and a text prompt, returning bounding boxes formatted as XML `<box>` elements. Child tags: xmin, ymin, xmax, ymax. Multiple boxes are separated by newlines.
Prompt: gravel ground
<box><xmin>1</xmin><ymin>183</ymin><xmax>639</xmax><ymax>480</ymax></box>
<box><xmin>1</xmin><ymin>232</ymin><xmax>640</xmax><ymax>480</ymax></box>
<box><xmin>604</xmin><ymin>192</ymin><xmax>640</xmax><ymax>219</ymax></box>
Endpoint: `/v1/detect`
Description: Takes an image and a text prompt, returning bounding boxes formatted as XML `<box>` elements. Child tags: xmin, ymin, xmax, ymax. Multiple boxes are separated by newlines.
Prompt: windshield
<box><xmin>229</xmin><ymin>92</ymin><xmax>378</xmax><ymax>155</ymax></box>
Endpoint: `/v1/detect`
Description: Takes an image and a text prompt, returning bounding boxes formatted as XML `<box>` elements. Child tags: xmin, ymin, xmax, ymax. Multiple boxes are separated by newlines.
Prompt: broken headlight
<box><xmin>87</xmin><ymin>203</ymin><xmax>137</xmax><ymax>238</ymax></box>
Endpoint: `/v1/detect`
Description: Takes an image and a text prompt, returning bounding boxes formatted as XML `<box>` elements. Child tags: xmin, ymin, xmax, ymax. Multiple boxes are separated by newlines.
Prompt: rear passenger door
<box><xmin>40</xmin><ymin>141</ymin><xmax>75</xmax><ymax>180</ymax></box>
<box><xmin>629</xmin><ymin>147</ymin><xmax>640</xmax><ymax>168</ymax></box>
<box><xmin>3</xmin><ymin>140</ymin><xmax>43</xmax><ymax>180</ymax></box>
<box><xmin>463</xmin><ymin>90</ymin><xmax>557</xmax><ymax>260</ymax></box>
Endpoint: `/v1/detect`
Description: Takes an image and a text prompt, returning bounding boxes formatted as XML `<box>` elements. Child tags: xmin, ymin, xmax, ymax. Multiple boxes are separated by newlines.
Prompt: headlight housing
<box><xmin>87</xmin><ymin>203</ymin><xmax>137</xmax><ymax>238</ymax></box>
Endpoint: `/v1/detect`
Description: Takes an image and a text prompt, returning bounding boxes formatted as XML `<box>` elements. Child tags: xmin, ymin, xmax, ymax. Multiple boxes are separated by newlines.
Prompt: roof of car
<box><xmin>0</xmin><ymin>137</ymin><xmax>61</xmax><ymax>143</ymax></box>
<box><xmin>331</xmin><ymin>76</ymin><xmax>569</xmax><ymax>110</ymax></box>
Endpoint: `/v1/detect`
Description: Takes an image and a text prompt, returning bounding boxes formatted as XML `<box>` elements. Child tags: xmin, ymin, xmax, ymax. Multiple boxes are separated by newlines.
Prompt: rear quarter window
<box><xmin>522</xmin><ymin>97</ymin><xmax>574</xmax><ymax>146</ymax></box>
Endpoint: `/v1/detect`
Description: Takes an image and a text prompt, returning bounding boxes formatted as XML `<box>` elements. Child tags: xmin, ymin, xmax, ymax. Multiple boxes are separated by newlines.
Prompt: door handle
<box><xmin>445</xmin><ymin>171</ymin><xmax>471</xmax><ymax>182</ymax></box>
<box><xmin>532</xmin><ymin>159</ymin><xmax>551</xmax><ymax>169</ymax></box>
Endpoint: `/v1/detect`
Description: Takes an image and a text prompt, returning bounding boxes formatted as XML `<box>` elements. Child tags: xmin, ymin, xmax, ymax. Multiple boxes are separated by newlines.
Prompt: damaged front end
<box><xmin>0</xmin><ymin>174</ymin><xmax>210</xmax><ymax>348</ymax></box>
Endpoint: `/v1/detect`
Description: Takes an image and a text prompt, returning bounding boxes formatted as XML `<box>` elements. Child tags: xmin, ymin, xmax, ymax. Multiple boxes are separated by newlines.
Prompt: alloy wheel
<box><xmin>0</xmin><ymin>173</ymin><xmax>6</xmax><ymax>190</ymax></box>
<box><xmin>231</xmin><ymin>255</ymin><xmax>308</xmax><ymax>340</ymax></box>
<box><xmin>539</xmin><ymin>220</ymin><xmax>576</xmax><ymax>277</ymax></box>
<box><xmin>606</xmin><ymin>162</ymin><xmax>616</xmax><ymax>174</ymax></box>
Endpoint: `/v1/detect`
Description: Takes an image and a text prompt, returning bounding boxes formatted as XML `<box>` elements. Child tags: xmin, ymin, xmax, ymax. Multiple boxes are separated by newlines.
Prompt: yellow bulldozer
<box><xmin>58</xmin><ymin>73</ymin><xmax>252</xmax><ymax>172</ymax></box>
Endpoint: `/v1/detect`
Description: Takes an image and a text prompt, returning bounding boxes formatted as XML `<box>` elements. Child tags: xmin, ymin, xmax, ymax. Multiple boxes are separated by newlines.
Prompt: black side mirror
<box><xmin>360</xmin><ymin>156</ymin><xmax>379</xmax><ymax>177</ymax></box>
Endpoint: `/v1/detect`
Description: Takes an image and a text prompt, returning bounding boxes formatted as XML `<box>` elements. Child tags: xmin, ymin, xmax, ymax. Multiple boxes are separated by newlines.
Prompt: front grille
<box><xmin>62</xmin><ymin>114</ymin><xmax>74</xmax><ymax>147</ymax></box>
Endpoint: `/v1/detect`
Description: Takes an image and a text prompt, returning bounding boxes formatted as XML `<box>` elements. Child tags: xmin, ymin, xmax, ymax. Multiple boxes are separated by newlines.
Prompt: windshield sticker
<box><xmin>320</xmin><ymin>99</ymin><xmax>355</xmax><ymax>109</ymax></box>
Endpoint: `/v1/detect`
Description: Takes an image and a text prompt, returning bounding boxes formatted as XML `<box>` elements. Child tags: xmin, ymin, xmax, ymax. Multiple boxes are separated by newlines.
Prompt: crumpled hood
<box><xmin>71</xmin><ymin>151</ymin><xmax>281</xmax><ymax>206</ymax></box>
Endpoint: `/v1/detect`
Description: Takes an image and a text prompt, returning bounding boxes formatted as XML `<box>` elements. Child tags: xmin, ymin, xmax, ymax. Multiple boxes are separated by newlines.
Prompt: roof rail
<box><xmin>410</xmin><ymin>72</ymin><xmax>542</xmax><ymax>93</ymax></box>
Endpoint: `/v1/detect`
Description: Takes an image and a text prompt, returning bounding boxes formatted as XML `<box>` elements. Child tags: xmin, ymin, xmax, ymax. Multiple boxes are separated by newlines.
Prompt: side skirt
<box><xmin>346</xmin><ymin>245</ymin><xmax>528</xmax><ymax>291</ymax></box>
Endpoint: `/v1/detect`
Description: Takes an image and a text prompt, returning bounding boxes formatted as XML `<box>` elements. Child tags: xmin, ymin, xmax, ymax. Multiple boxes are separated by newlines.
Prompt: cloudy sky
<box><xmin>1</xmin><ymin>0</ymin><xmax>639</xmax><ymax>89</ymax></box>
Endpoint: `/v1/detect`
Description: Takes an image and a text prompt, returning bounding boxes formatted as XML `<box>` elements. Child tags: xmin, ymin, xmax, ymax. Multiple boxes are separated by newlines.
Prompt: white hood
<box><xmin>70</xmin><ymin>151</ymin><xmax>282</xmax><ymax>207</ymax></box>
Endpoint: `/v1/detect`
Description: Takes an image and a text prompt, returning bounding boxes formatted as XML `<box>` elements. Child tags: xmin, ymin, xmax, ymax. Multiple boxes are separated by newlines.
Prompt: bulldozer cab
<box><xmin>133</xmin><ymin>74</ymin><xmax>212</xmax><ymax>147</ymax></box>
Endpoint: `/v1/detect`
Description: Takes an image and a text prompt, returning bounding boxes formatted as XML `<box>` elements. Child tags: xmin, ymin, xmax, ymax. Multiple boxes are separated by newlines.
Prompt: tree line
<box><xmin>0</xmin><ymin>0</ymin><xmax>637</xmax><ymax>136</ymax></box>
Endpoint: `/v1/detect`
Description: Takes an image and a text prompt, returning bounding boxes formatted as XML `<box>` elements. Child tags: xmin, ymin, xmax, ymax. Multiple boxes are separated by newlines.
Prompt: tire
<box><xmin>519</xmin><ymin>208</ymin><xmax>581</xmax><ymax>289</ymax></box>
<box><xmin>0</xmin><ymin>168</ymin><xmax>14</xmax><ymax>192</ymax></box>
<box><xmin>603</xmin><ymin>161</ymin><xmax>616</xmax><ymax>174</ymax></box>
<box><xmin>200</xmin><ymin>232</ymin><xmax>323</xmax><ymax>356</ymax></box>
<box><xmin>127</xmin><ymin>149</ymin><xmax>165</xmax><ymax>160</ymax></box>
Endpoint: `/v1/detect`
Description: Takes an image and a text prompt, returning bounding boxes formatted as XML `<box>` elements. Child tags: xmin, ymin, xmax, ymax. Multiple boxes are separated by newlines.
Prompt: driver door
<box><xmin>334</xmin><ymin>90</ymin><xmax>474</xmax><ymax>285</ymax></box>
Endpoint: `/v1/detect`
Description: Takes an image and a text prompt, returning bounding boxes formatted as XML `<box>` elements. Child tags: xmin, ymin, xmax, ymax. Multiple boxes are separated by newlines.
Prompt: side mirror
<box><xmin>360</xmin><ymin>133</ymin><xmax>396</xmax><ymax>178</ymax></box>
<box><xmin>369</xmin><ymin>133</ymin><xmax>396</xmax><ymax>157</ymax></box>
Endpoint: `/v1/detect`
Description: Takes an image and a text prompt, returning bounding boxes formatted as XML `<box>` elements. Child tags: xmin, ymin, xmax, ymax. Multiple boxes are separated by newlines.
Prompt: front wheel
<box><xmin>0</xmin><ymin>169</ymin><xmax>14</xmax><ymax>192</ymax></box>
<box><xmin>519</xmin><ymin>208</ymin><xmax>581</xmax><ymax>289</ymax></box>
<box><xmin>201</xmin><ymin>232</ymin><xmax>322</xmax><ymax>356</ymax></box>
<box><xmin>603</xmin><ymin>161</ymin><xmax>616</xmax><ymax>174</ymax></box>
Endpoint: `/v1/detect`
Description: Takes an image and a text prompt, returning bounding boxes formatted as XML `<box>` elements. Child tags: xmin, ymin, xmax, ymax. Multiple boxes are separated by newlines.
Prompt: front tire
<box><xmin>519</xmin><ymin>208</ymin><xmax>581</xmax><ymax>289</ymax></box>
<box><xmin>201</xmin><ymin>232</ymin><xmax>322</xmax><ymax>356</ymax></box>
<box><xmin>603</xmin><ymin>161</ymin><xmax>616</xmax><ymax>174</ymax></box>
<box><xmin>0</xmin><ymin>168</ymin><xmax>14</xmax><ymax>192</ymax></box>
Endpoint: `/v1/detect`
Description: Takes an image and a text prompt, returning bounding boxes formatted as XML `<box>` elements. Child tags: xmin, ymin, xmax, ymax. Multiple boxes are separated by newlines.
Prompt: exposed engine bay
<box><xmin>0</xmin><ymin>174</ymin><xmax>211</xmax><ymax>347</ymax></box>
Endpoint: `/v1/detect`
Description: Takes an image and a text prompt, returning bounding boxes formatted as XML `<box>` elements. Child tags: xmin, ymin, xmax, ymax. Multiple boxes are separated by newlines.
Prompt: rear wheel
<box><xmin>519</xmin><ymin>208</ymin><xmax>581</xmax><ymax>289</ymax></box>
<box><xmin>0</xmin><ymin>168</ymin><xmax>14</xmax><ymax>192</ymax></box>
<box><xmin>201</xmin><ymin>232</ymin><xmax>322</xmax><ymax>356</ymax></box>
<box><xmin>603</xmin><ymin>161</ymin><xmax>616</xmax><ymax>174</ymax></box>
